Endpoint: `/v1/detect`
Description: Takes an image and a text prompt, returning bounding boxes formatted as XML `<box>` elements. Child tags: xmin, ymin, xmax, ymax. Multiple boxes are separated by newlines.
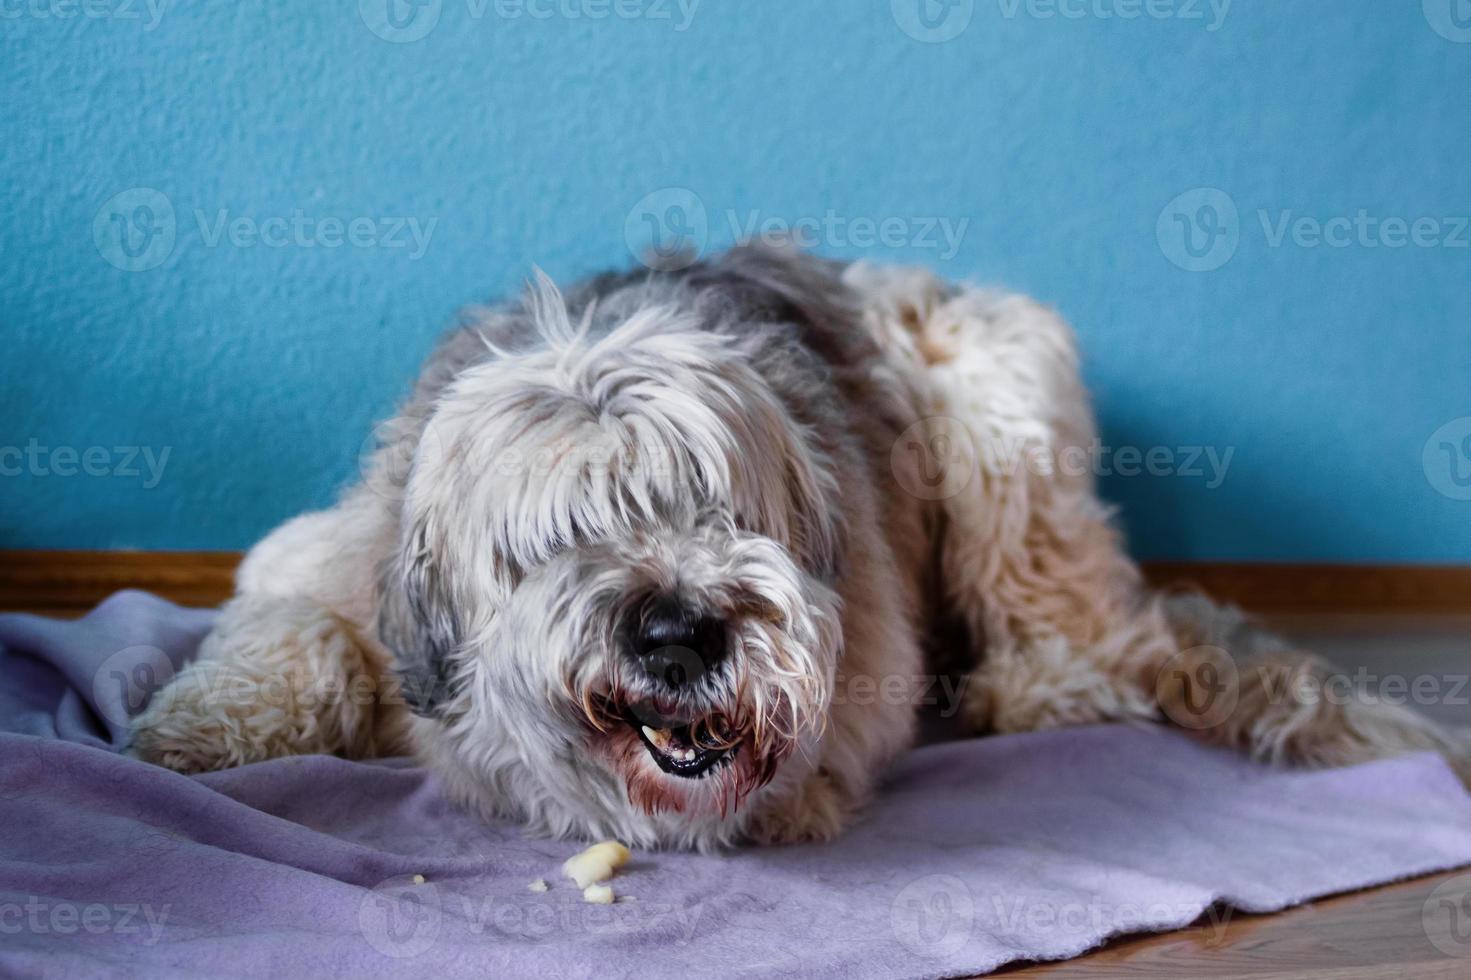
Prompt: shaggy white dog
<box><xmin>129</xmin><ymin>245</ymin><xmax>1468</xmax><ymax>850</ymax></box>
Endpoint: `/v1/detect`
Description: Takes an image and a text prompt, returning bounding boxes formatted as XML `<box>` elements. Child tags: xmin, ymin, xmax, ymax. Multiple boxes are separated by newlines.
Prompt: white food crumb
<box><xmin>527</xmin><ymin>878</ymin><xmax>548</xmax><ymax>893</ymax></box>
<box><xmin>411</xmin><ymin>874</ymin><xmax>426</xmax><ymax>885</ymax></box>
<box><xmin>582</xmin><ymin>883</ymin><xmax>615</xmax><ymax>905</ymax></box>
<box><xmin>561</xmin><ymin>840</ymin><xmax>632</xmax><ymax>888</ymax></box>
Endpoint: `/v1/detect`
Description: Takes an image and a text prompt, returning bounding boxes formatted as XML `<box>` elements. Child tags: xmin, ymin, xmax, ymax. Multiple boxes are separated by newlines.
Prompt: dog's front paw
<box><xmin>127</xmin><ymin>663</ymin><xmax>275</xmax><ymax>773</ymax></box>
<box><xmin>128</xmin><ymin>594</ymin><xmax>402</xmax><ymax>773</ymax></box>
<box><xmin>745</xmin><ymin>770</ymin><xmax>852</xmax><ymax>846</ymax></box>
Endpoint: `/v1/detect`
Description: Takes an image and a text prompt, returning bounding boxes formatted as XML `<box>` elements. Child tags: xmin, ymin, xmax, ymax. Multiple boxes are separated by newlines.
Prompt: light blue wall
<box><xmin>2</xmin><ymin>1</ymin><xmax>1469</xmax><ymax>561</ymax></box>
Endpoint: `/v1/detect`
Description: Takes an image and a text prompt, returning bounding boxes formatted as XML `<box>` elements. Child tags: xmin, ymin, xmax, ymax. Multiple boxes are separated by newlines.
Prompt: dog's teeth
<box><xmin>642</xmin><ymin>725</ymin><xmax>672</xmax><ymax>750</ymax></box>
<box><xmin>639</xmin><ymin>723</ymin><xmax>706</xmax><ymax>763</ymax></box>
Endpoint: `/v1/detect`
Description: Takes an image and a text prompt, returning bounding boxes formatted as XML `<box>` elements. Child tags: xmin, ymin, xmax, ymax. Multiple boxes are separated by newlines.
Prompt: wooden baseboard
<box><xmin>0</xmin><ymin>550</ymin><xmax>240</xmax><ymax>614</ymax></box>
<box><xmin>0</xmin><ymin>551</ymin><xmax>1467</xmax><ymax>617</ymax></box>
<box><xmin>1141</xmin><ymin>562</ymin><xmax>1471</xmax><ymax>616</ymax></box>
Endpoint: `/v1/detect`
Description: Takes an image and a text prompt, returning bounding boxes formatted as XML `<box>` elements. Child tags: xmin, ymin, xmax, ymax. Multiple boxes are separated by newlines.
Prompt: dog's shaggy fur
<box><xmin>130</xmin><ymin>246</ymin><xmax>1470</xmax><ymax>850</ymax></box>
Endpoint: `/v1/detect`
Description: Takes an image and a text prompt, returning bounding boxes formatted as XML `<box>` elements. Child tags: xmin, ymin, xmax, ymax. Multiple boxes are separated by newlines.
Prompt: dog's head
<box><xmin>376</xmin><ymin>272</ymin><xmax>845</xmax><ymax>832</ymax></box>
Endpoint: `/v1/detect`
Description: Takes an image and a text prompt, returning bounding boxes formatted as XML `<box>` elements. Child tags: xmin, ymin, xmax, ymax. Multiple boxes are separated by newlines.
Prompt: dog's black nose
<box><xmin>632</xmin><ymin>597</ymin><xmax>726</xmax><ymax>688</ymax></box>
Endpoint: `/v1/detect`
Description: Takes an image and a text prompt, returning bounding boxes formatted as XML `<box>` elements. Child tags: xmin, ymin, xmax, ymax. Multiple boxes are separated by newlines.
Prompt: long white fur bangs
<box><xmin>407</xmin><ymin>273</ymin><xmax>841</xmax><ymax>592</ymax></box>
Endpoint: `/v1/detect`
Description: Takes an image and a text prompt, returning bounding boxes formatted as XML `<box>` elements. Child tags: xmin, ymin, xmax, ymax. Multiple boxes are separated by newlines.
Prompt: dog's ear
<box><xmin>378</xmin><ymin>516</ymin><xmax>459</xmax><ymax>717</ymax></box>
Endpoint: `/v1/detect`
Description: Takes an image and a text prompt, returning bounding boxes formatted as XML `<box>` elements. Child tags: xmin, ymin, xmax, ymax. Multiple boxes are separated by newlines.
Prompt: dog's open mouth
<box><xmin>623</xmin><ymin>706</ymin><xmax>738</xmax><ymax>778</ymax></box>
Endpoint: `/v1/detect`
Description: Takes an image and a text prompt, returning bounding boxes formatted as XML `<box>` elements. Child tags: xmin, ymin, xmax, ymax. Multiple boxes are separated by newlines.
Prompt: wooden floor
<box><xmin>2</xmin><ymin>556</ymin><xmax>1469</xmax><ymax>977</ymax></box>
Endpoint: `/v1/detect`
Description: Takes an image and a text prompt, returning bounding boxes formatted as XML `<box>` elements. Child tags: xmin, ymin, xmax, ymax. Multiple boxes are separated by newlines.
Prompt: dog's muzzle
<box><xmin>619</xmin><ymin>595</ymin><xmax>739</xmax><ymax>779</ymax></box>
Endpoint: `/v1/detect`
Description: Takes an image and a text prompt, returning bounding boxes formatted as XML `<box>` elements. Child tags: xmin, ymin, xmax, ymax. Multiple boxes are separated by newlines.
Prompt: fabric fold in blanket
<box><xmin>2</xmin><ymin>591</ymin><xmax>1470</xmax><ymax>979</ymax></box>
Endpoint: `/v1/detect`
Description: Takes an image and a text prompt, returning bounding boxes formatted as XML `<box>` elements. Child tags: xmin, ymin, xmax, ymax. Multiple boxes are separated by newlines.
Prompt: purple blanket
<box><xmin>3</xmin><ymin>592</ymin><xmax>1470</xmax><ymax>978</ymax></box>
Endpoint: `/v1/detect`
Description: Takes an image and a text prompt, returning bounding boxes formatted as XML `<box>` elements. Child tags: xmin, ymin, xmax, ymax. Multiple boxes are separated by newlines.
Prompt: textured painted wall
<box><xmin>2</xmin><ymin>0</ymin><xmax>1469</xmax><ymax>560</ymax></box>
